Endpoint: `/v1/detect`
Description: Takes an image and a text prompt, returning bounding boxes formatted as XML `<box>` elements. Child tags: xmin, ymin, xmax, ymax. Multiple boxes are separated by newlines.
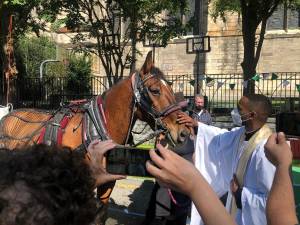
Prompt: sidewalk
<box><xmin>106</xmin><ymin>177</ymin><xmax>191</xmax><ymax>225</ymax></box>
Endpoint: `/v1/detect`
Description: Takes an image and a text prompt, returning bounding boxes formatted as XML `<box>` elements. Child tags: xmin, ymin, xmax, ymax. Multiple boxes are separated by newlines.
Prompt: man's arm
<box><xmin>146</xmin><ymin>144</ymin><xmax>236</xmax><ymax>225</ymax></box>
<box><xmin>265</xmin><ymin>133</ymin><xmax>298</xmax><ymax>225</ymax></box>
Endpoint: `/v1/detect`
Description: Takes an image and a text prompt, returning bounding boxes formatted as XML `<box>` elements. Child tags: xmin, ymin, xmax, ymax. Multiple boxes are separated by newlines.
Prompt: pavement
<box><xmin>105</xmin><ymin>177</ymin><xmax>192</xmax><ymax>225</ymax></box>
<box><xmin>105</xmin><ymin>177</ymin><xmax>155</xmax><ymax>225</ymax></box>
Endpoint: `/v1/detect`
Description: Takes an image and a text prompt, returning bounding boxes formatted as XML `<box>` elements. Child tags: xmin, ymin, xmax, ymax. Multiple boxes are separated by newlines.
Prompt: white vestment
<box><xmin>191</xmin><ymin>123</ymin><xmax>275</xmax><ymax>225</ymax></box>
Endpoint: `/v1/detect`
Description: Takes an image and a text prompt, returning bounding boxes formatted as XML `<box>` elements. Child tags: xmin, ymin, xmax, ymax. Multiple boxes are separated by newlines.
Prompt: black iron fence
<box><xmin>4</xmin><ymin>72</ymin><xmax>300</xmax><ymax>114</ymax></box>
<box><xmin>166</xmin><ymin>72</ymin><xmax>300</xmax><ymax>114</ymax></box>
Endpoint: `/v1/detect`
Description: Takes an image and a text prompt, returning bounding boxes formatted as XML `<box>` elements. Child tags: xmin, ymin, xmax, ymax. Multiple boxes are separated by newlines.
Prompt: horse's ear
<box><xmin>141</xmin><ymin>51</ymin><xmax>153</xmax><ymax>75</ymax></box>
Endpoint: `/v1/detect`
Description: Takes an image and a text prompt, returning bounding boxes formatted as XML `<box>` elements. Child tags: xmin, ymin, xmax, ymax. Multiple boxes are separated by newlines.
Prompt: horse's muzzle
<box><xmin>178</xmin><ymin>129</ymin><xmax>190</xmax><ymax>144</ymax></box>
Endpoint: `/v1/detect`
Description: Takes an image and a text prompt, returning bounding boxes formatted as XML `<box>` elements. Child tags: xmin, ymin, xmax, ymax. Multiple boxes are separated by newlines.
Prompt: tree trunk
<box><xmin>0</xmin><ymin>8</ymin><xmax>9</xmax><ymax>105</ymax></box>
<box><xmin>1</xmin><ymin>11</ymin><xmax>18</xmax><ymax>105</ymax></box>
<box><xmin>130</xmin><ymin>28</ymin><xmax>137</xmax><ymax>73</ymax></box>
<box><xmin>241</xmin><ymin>11</ymin><xmax>258</xmax><ymax>95</ymax></box>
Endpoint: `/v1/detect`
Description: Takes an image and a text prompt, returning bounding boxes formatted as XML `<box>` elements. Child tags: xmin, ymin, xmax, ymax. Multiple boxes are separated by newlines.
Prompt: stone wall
<box><xmin>135</xmin><ymin>11</ymin><xmax>300</xmax><ymax>75</ymax></box>
<box><xmin>51</xmin><ymin>3</ymin><xmax>300</xmax><ymax>76</ymax></box>
<box><xmin>88</xmin><ymin>31</ymin><xmax>300</xmax><ymax>77</ymax></box>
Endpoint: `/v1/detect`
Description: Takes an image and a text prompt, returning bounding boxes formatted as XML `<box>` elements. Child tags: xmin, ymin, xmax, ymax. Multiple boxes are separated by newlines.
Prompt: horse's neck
<box><xmin>103</xmin><ymin>78</ymin><xmax>135</xmax><ymax>144</ymax></box>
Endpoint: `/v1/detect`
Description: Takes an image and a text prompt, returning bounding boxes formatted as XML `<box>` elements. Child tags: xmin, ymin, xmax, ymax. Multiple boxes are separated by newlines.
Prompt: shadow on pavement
<box><xmin>106</xmin><ymin>180</ymin><xmax>155</xmax><ymax>225</ymax></box>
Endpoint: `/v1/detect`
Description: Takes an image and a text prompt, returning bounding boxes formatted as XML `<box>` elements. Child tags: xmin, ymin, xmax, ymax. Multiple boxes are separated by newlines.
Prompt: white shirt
<box><xmin>198</xmin><ymin>110</ymin><xmax>203</xmax><ymax>116</ymax></box>
<box><xmin>191</xmin><ymin>123</ymin><xmax>275</xmax><ymax>225</ymax></box>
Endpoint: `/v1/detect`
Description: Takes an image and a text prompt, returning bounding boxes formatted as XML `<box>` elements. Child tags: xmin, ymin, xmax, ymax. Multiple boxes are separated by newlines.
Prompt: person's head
<box><xmin>237</xmin><ymin>94</ymin><xmax>272</xmax><ymax>131</ymax></box>
<box><xmin>194</xmin><ymin>94</ymin><xmax>205</xmax><ymax>111</ymax></box>
<box><xmin>0</xmin><ymin>145</ymin><xmax>98</xmax><ymax>225</ymax></box>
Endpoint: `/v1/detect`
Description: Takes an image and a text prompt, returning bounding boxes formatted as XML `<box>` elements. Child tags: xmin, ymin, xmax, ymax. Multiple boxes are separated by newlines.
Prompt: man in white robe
<box><xmin>177</xmin><ymin>94</ymin><xmax>276</xmax><ymax>225</ymax></box>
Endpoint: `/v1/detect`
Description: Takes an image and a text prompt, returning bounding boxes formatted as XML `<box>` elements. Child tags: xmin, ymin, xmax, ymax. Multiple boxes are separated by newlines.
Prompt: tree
<box><xmin>65</xmin><ymin>54</ymin><xmax>92</xmax><ymax>99</ymax></box>
<box><xmin>210</xmin><ymin>0</ymin><xmax>300</xmax><ymax>94</ymax></box>
<box><xmin>0</xmin><ymin>0</ymin><xmax>61</xmax><ymax>104</ymax></box>
<box><xmin>56</xmin><ymin>0</ymin><xmax>193</xmax><ymax>87</ymax></box>
<box><xmin>15</xmin><ymin>36</ymin><xmax>62</xmax><ymax>77</ymax></box>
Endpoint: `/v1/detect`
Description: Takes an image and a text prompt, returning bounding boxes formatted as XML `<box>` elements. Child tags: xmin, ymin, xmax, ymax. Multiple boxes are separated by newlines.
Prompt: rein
<box><xmin>167</xmin><ymin>188</ymin><xmax>191</xmax><ymax>208</ymax></box>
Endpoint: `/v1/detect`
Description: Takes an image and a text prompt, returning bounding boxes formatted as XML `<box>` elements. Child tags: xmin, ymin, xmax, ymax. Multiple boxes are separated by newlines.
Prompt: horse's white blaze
<box><xmin>160</xmin><ymin>79</ymin><xmax>167</xmax><ymax>87</ymax></box>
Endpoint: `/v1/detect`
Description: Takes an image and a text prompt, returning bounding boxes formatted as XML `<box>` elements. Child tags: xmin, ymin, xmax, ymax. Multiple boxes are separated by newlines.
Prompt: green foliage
<box><xmin>3</xmin><ymin>0</ymin><xmax>26</xmax><ymax>5</ymax></box>
<box><xmin>209</xmin><ymin>0</ymin><xmax>240</xmax><ymax>21</ymax></box>
<box><xmin>288</xmin><ymin>0</ymin><xmax>300</xmax><ymax>9</ymax></box>
<box><xmin>15</xmin><ymin>36</ymin><xmax>66</xmax><ymax>77</ymax></box>
<box><xmin>1</xmin><ymin>0</ymin><xmax>61</xmax><ymax>37</ymax></box>
<box><xmin>51</xmin><ymin>18</ymin><xmax>68</xmax><ymax>32</ymax></box>
<box><xmin>210</xmin><ymin>0</ymin><xmax>300</xmax><ymax>22</ymax></box>
<box><xmin>208</xmin><ymin>0</ymin><xmax>300</xmax><ymax>94</ymax></box>
<box><xmin>65</xmin><ymin>54</ymin><xmax>92</xmax><ymax>97</ymax></box>
<box><xmin>117</xmin><ymin>0</ymin><xmax>192</xmax><ymax>45</ymax></box>
<box><xmin>59</xmin><ymin>0</ymin><xmax>193</xmax><ymax>86</ymax></box>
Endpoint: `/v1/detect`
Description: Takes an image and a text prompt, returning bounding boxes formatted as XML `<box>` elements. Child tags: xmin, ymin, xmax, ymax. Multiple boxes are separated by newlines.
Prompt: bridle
<box><xmin>128</xmin><ymin>71</ymin><xmax>182</xmax><ymax>146</ymax></box>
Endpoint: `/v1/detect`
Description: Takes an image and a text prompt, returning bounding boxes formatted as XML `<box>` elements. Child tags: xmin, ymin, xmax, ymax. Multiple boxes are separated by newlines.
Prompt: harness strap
<box><xmin>37</xmin><ymin>128</ymin><xmax>47</xmax><ymax>144</ymax></box>
<box><xmin>57</xmin><ymin>116</ymin><xmax>70</xmax><ymax>145</ymax></box>
<box><xmin>159</xmin><ymin>104</ymin><xmax>181</xmax><ymax>118</ymax></box>
<box><xmin>97</xmin><ymin>96</ymin><xmax>107</xmax><ymax>126</ymax></box>
<box><xmin>82</xmin><ymin>96</ymin><xmax>110</xmax><ymax>151</ymax></box>
<box><xmin>84</xmin><ymin>100</ymin><xmax>106</xmax><ymax>140</ymax></box>
<box><xmin>42</xmin><ymin>108</ymin><xmax>71</xmax><ymax>146</ymax></box>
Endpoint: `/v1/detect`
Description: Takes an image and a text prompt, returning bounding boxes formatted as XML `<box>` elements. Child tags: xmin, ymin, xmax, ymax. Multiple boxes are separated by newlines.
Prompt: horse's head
<box><xmin>132</xmin><ymin>52</ymin><xmax>190</xmax><ymax>147</ymax></box>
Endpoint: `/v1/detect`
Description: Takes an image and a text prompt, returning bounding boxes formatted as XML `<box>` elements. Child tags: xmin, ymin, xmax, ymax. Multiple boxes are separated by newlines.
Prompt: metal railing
<box><xmin>4</xmin><ymin>72</ymin><xmax>300</xmax><ymax>114</ymax></box>
<box><xmin>166</xmin><ymin>72</ymin><xmax>300</xmax><ymax>114</ymax></box>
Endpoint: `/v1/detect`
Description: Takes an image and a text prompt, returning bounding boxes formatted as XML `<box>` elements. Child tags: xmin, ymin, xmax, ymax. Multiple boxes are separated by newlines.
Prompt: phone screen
<box><xmin>106</xmin><ymin>148</ymin><xmax>152</xmax><ymax>177</ymax></box>
<box><xmin>276</xmin><ymin>112</ymin><xmax>300</xmax><ymax>137</ymax></box>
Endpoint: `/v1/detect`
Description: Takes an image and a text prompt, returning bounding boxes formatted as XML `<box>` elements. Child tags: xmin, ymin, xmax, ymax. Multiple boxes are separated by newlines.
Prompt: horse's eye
<box><xmin>149</xmin><ymin>88</ymin><xmax>160</xmax><ymax>96</ymax></box>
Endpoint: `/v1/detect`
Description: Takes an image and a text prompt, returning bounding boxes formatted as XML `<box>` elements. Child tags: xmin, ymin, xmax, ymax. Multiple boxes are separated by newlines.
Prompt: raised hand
<box><xmin>146</xmin><ymin>143</ymin><xmax>199</xmax><ymax>196</ymax></box>
<box><xmin>87</xmin><ymin>140</ymin><xmax>126</xmax><ymax>186</ymax></box>
<box><xmin>264</xmin><ymin>132</ymin><xmax>292</xmax><ymax>168</ymax></box>
<box><xmin>177</xmin><ymin>112</ymin><xmax>198</xmax><ymax>128</ymax></box>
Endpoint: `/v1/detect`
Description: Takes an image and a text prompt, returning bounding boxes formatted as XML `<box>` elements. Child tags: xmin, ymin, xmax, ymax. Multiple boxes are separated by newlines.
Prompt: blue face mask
<box><xmin>231</xmin><ymin>108</ymin><xmax>242</xmax><ymax>126</ymax></box>
<box><xmin>231</xmin><ymin>108</ymin><xmax>253</xmax><ymax>127</ymax></box>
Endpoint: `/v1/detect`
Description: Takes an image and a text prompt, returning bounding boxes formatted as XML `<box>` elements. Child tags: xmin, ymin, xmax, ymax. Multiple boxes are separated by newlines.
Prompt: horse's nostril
<box><xmin>179</xmin><ymin>130</ymin><xmax>189</xmax><ymax>139</ymax></box>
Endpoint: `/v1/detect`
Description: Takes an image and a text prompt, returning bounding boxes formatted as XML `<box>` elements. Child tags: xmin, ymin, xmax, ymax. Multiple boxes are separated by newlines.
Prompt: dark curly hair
<box><xmin>0</xmin><ymin>144</ymin><xmax>98</xmax><ymax>225</ymax></box>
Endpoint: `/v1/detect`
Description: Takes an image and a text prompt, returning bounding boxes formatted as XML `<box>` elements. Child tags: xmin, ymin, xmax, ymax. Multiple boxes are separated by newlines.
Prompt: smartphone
<box><xmin>106</xmin><ymin>147</ymin><xmax>152</xmax><ymax>177</ymax></box>
<box><xmin>276</xmin><ymin>112</ymin><xmax>300</xmax><ymax>137</ymax></box>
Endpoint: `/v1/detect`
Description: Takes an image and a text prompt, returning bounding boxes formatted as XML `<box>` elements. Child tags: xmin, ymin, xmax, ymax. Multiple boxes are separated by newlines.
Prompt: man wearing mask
<box><xmin>177</xmin><ymin>94</ymin><xmax>276</xmax><ymax>225</ymax></box>
<box><xmin>191</xmin><ymin>94</ymin><xmax>212</xmax><ymax>125</ymax></box>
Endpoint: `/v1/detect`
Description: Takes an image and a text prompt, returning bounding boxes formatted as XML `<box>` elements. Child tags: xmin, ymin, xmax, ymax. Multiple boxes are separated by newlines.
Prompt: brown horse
<box><xmin>0</xmin><ymin>51</ymin><xmax>190</xmax><ymax>220</ymax></box>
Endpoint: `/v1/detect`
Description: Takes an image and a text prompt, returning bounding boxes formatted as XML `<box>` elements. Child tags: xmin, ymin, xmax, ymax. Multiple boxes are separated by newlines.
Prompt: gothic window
<box><xmin>267</xmin><ymin>3</ymin><xmax>300</xmax><ymax>30</ymax></box>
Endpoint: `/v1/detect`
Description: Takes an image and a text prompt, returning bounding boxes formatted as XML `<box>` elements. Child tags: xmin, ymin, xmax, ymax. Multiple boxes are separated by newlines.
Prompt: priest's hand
<box><xmin>87</xmin><ymin>140</ymin><xmax>126</xmax><ymax>186</ymax></box>
<box><xmin>230</xmin><ymin>174</ymin><xmax>240</xmax><ymax>194</ymax></box>
<box><xmin>231</xmin><ymin>174</ymin><xmax>243</xmax><ymax>209</ymax></box>
<box><xmin>264</xmin><ymin>132</ymin><xmax>292</xmax><ymax>168</ymax></box>
<box><xmin>177</xmin><ymin>112</ymin><xmax>198</xmax><ymax>128</ymax></box>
